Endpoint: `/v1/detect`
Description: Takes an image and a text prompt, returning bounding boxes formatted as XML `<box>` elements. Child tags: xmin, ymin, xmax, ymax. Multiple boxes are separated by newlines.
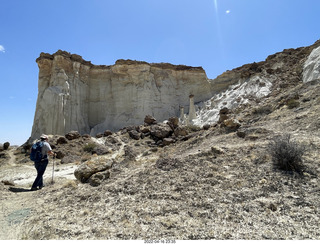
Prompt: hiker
<box><xmin>30</xmin><ymin>134</ymin><xmax>55</xmax><ymax>191</ymax></box>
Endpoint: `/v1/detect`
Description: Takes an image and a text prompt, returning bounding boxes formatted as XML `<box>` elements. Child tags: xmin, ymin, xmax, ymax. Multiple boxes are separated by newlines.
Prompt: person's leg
<box><xmin>31</xmin><ymin>160</ymin><xmax>48</xmax><ymax>190</ymax></box>
<box><xmin>37</xmin><ymin>159</ymin><xmax>48</xmax><ymax>188</ymax></box>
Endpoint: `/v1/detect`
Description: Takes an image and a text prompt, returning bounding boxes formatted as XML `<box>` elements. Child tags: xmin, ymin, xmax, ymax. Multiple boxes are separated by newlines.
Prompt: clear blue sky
<box><xmin>1</xmin><ymin>0</ymin><xmax>320</xmax><ymax>145</ymax></box>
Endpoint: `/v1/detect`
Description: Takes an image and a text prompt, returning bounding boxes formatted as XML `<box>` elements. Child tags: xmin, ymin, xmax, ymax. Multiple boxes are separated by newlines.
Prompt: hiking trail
<box><xmin>0</xmin><ymin>148</ymin><xmax>77</xmax><ymax>239</ymax></box>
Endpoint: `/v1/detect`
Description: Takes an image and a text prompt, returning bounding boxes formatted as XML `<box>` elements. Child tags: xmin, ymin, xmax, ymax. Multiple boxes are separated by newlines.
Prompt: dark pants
<box><xmin>31</xmin><ymin>159</ymin><xmax>48</xmax><ymax>189</ymax></box>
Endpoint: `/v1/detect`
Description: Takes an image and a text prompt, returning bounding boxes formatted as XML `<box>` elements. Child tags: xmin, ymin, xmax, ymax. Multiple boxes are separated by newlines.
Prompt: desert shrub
<box><xmin>185</xmin><ymin>124</ymin><xmax>202</xmax><ymax>132</ymax></box>
<box><xmin>83</xmin><ymin>143</ymin><xmax>96</xmax><ymax>153</ymax></box>
<box><xmin>252</xmin><ymin>105</ymin><xmax>273</xmax><ymax>115</ymax></box>
<box><xmin>286</xmin><ymin>99</ymin><xmax>300</xmax><ymax>109</ymax></box>
<box><xmin>268</xmin><ymin>134</ymin><xmax>305</xmax><ymax>174</ymax></box>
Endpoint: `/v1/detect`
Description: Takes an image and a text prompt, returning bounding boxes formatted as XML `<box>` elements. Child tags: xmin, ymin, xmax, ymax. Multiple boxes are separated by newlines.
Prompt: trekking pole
<box><xmin>51</xmin><ymin>154</ymin><xmax>55</xmax><ymax>184</ymax></box>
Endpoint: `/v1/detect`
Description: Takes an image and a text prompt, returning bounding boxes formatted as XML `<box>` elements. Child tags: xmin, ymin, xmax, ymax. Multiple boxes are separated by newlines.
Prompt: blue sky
<box><xmin>1</xmin><ymin>0</ymin><xmax>320</xmax><ymax>145</ymax></box>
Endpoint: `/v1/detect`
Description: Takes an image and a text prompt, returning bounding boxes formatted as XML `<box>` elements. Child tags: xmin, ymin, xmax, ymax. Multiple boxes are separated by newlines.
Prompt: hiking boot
<box><xmin>30</xmin><ymin>187</ymin><xmax>38</xmax><ymax>191</ymax></box>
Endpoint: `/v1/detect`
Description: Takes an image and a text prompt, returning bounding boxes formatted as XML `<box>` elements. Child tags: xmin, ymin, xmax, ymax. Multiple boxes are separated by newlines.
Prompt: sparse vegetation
<box><xmin>286</xmin><ymin>99</ymin><xmax>300</xmax><ymax>109</ymax></box>
<box><xmin>185</xmin><ymin>124</ymin><xmax>202</xmax><ymax>132</ymax></box>
<box><xmin>252</xmin><ymin>105</ymin><xmax>273</xmax><ymax>115</ymax></box>
<box><xmin>83</xmin><ymin>143</ymin><xmax>96</xmax><ymax>153</ymax></box>
<box><xmin>268</xmin><ymin>134</ymin><xmax>305</xmax><ymax>174</ymax></box>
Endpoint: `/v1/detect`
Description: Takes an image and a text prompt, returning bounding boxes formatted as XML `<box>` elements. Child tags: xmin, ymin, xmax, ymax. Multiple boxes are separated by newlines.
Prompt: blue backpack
<box><xmin>30</xmin><ymin>141</ymin><xmax>44</xmax><ymax>162</ymax></box>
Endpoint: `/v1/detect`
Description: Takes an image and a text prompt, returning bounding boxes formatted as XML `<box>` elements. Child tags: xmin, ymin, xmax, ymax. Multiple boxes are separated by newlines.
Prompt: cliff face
<box><xmin>31</xmin><ymin>51</ymin><xmax>213</xmax><ymax>140</ymax></box>
<box><xmin>31</xmin><ymin>41</ymin><xmax>320</xmax><ymax>141</ymax></box>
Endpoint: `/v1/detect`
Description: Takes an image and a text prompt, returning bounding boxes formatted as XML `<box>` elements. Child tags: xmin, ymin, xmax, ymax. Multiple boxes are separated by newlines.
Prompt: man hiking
<box><xmin>30</xmin><ymin>134</ymin><xmax>55</xmax><ymax>191</ymax></box>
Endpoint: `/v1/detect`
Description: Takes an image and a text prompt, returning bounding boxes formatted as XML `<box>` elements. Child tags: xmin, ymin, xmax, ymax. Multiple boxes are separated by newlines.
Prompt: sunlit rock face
<box><xmin>30</xmin><ymin>50</ymin><xmax>214</xmax><ymax>140</ymax></box>
<box><xmin>303</xmin><ymin>46</ymin><xmax>320</xmax><ymax>83</ymax></box>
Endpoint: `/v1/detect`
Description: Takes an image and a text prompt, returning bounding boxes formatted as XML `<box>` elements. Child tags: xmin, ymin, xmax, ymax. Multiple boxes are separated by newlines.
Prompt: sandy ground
<box><xmin>0</xmin><ymin>149</ymin><xmax>77</xmax><ymax>239</ymax></box>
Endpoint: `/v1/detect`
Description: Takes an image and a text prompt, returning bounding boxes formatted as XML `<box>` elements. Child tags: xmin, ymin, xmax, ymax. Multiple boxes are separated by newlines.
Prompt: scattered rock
<box><xmin>259</xmin><ymin>179</ymin><xmax>268</xmax><ymax>184</ymax></box>
<box><xmin>236</xmin><ymin>130</ymin><xmax>246</xmax><ymax>138</ymax></box>
<box><xmin>3</xmin><ymin>142</ymin><xmax>10</xmax><ymax>150</ymax></box>
<box><xmin>203</xmin><ymin>124</ymin><xmax>211</xmax><ymax>130</ymax></box>
<box><xmin>103</xmin><ymin>130</ymin><xmax>113</xmax><ymax>137</ymax></box>
<box><xmin>105</xmin><ymin>135</ymin><xmax>121</xmax><ymax>146</ymax></box>
<box><xmin>55</xmin><ymin>151</ymin><xmax>65</xmax><ymax>159</ymax></box>
<box><xmin>140</xmin><ymin>126</ymin><xmax>150</xmax><ymax>134</ymax></box>
<box><xmin>88</xmin><ymin>171</ymin><xmax>110</xmax><ymax>187</ymax></box>
<box><xmin>167</xmin><ymin>117</ymin><xmax>179</xmax><ymax>129</ymax></box>
<box><xmin>150</xmin><ymin>124</ymin><xmax>172</xmax><ymax>139</ymax></box>
<box><xmin>74</xmin><ymin>158</ymin><xmax>113</xmax><ymax>183</ymax></box>
<box><xmin>56</xmin><ymin>137</ymin><xmax>68</xmax><ymax>144</ymax></box>
<box><xmin>144</xmin><ymin>115</ymin><xmax>157</xmax><ymax>125</ymax></box>
<box><xmin>124</xmin><ymin>145</ymin><xmax>138</xmax><ymax>160</ymax></box>
<box><xmin>65</xmin><ymin>131</ymin><xmax>81</xmax><ymax>140</ymax></box>
<box><xmin>128</xmin><ymin>130</ymin><xmax>141</xmax><ymax>140</ymax></box>
<box><xmin>92</xmin><ymin>145</ymin><xmax>111</xmax><ymax>156</ymax></box>
<box><xmin>0</xmin><ymin>152</ymin><xmax>7</xmax><ymax>158</ymax></box>
<box><xmin>163</xmin><ymin>138</ymin><xmax>175</xmax><ymax>146</ymax></box>
<box><xmin>211</xmin><ymin>146</ymin><xmax>224</xmax><ymax>154</ymax></box>
<box><xmin>218</xmin><ymin>107</ymin><xmax>229</xmax><ymax>123</ymax></box>
<box><xmin>268</xmin><ymin>203</ymin><xmax>277</xmax><ymax>212</ymax></box>
<box><xmin>96</xmin><ymin>133</ymin><xmax>104</xmax><ymax>138</ymax></box>
<box><xmin>174</xmin><ymin>127</ymin><xmax>188</xmax><ymax>137</ymax></box>
<box><xmin>222</xmin><ymin>118</ymin><xmax>241</xmax><ymax>132</ymax></box>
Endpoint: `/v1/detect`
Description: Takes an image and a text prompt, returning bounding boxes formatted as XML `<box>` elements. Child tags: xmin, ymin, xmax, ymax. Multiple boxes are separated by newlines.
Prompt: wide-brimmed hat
<box><xmin>40</xmin><ymin>134</ymin><xmax>48</xmax><ymax>140</ymax></box>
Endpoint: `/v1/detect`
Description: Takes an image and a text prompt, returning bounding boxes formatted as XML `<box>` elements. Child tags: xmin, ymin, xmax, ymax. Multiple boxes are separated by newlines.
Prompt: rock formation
<box><xmin>31</xmin><ymin>40</ymin><xmax>320</xmax><ymax>141</ymax></box>
<box><xmin>193</xmin><ymin>40</ymin><xmax>320</xmax><ymax>127</ymax></box>
<box><xmin>31</xmin><ymin>51</ymin><xmax>214</xmax><ymax>140</ymax></box>
<box><xmin>188</xmin><ymin>94</ymin><xmax>197</xmax><ymax>123</ymax></box>
<box><xmin>303</xmin><ymin>45</ymin><xmax>320</xmax><ymax>83</ymax></box>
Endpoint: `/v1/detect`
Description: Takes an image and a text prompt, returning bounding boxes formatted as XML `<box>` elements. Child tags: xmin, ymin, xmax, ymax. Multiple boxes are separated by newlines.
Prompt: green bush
<box><xmin>268</xmin><ymin>134</ymin><xmax>305</xmax><ymax>174</ymax></box>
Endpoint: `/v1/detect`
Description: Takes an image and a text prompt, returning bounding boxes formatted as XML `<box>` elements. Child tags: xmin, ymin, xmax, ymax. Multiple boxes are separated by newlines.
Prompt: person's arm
<box><xmin>45</xmin><ymin>142</ymin><xmax>56</xmax><ymax>157</ymax></box>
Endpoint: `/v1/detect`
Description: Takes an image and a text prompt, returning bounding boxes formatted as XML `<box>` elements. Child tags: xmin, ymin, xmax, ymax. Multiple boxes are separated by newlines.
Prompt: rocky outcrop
<box><xmin>193</xmin><ymin>40</ymin><xmax>320</xmax><ymax>127</ymax></box>
<box><xmin>31</xmin><ymin>51</ymin><xmax>214</xmax><ymax>140</ymax></box>
<box><xmin>303</xmin><ymin>46</ymin><xmax>320</xmax><ymax>83</ymax></box>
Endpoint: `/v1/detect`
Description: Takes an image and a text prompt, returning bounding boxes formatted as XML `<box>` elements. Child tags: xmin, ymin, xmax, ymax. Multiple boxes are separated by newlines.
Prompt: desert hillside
<box><xmin>1</xmin><ymin>40</ymin><xmax>320</xmax><ymax>240</ymax></box>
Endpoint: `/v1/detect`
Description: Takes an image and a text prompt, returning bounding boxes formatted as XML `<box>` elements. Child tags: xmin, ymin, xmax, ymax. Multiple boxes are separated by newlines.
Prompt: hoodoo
<box><xmin>30</xmin><ymin>50</ymin><xmax>214</xmax><ymax>140</ymax></box>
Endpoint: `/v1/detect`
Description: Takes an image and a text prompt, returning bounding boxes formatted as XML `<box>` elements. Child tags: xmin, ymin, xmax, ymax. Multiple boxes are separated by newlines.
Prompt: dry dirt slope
<box><xmin>1</xmin><ymin>78</ymin><xmax>320</xmax><ymax>239</ymax></box>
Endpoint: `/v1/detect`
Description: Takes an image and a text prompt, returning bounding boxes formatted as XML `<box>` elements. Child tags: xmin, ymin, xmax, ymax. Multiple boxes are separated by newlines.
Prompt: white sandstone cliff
<box><xmin>31</xmin><ymin>51</ymin><xmax>214</xmax><ymax>140</ymax></box>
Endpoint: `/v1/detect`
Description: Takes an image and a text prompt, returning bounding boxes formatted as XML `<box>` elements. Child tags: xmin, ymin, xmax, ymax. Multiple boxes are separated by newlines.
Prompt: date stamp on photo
<box><xmin>144</xmin><ymin>240</ymin><xmax>176</xmax><ymax>244</ymax></box>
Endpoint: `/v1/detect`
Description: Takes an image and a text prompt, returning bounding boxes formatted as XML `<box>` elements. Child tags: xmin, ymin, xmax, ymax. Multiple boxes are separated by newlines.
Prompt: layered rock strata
<box><xmin>31</xmin><ymin>50</ymin><xmax>214</xmax><ymax>140</ymax></box>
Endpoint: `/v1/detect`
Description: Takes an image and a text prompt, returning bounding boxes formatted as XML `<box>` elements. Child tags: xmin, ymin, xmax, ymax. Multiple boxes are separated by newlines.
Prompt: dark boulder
<box><xmin>65</xmin><ymin>131</ymin><xmax>81</xmax><ymax>140</ymax></box>
<box><xmin>150</xmin><ymin>124</ymin><xmax>172</xmax><ymax>139</ymax></box>
<box><xmin>57</xmin><ymin>137</ymin><xmax>68</xmax><ymax>144</ymax></box>
<box><xmin>128</xmin><ymin>130</ymin><xmax>141</xmax><ymax>140</ymax></box>
<box><xmin>3</xmin><ymin>142</ymin><xmax>10</xmax><ymax>150</ymax></box>
<box><xmin>103</xmin><ymin>130</ymin><xmax>113</xmax><ymax>137</ymax></box>
<box><xmin>144</xmin><ymin>115</ymin><xmax>157</xmax><ymax>125</ymax></box>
